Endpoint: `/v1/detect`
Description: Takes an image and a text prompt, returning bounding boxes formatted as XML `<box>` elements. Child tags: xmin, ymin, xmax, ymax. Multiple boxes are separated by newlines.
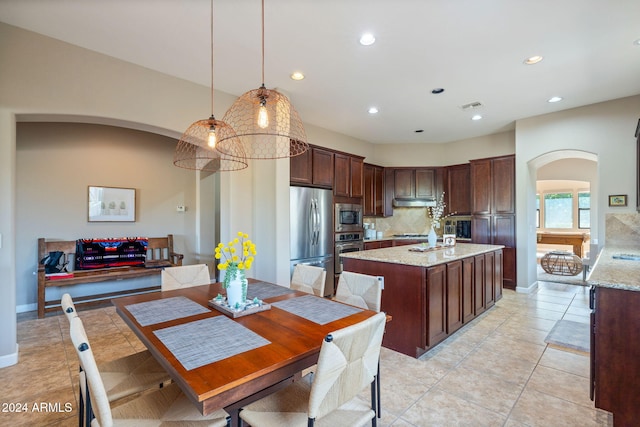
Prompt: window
<box><xmin>544</xmin><ymin>192</ymin><xmax>573</xmax><ymax>229</ymax></box>
<box><xmin>578</xmin><ymin>191</ymin><xmax>590</xmax><ymax>229</ymax></box>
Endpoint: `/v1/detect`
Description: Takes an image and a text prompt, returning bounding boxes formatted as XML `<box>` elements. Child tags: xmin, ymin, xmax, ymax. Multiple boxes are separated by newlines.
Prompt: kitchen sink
<box><xmin>612</xmin><ymin>253</ymin><xmax>640</xmax><ymax>261</ymax></box>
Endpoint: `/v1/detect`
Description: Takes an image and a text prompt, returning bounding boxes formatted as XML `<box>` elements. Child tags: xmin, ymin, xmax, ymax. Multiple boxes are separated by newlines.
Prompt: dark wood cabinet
<box><xmin>470</xmin><ymin>155</ymin><xmax>516</xmax><ymax>289</ymax></box>
<box><xmin>636</xmin><ymin>118</ymin><xmax>640</xmax><ymax>212</ymax></box>
<box><xmin>334</xmin><ymin>153</ymin><xmax>364</xmax><ymax>198</ymax></box>
<box><xmin>446</xmin><ymin>260</ymin><xmax>464</xmax><ymax>334</ymax></box>
<box><xmin>445</xmin><ymin>163</ymin><xmax>471</xmax><ymax>215</ymax></box>
<box><xmin>392</xmin><ymin>168</ymin><xmax>439</xmax><ymax>200</ymax></box>
<box><xmin>426</xmin><ymin>264</ymin><xmax>448</xmax><ymax>347</ymax></box>
<box><xmin>364</xmin><ymin>240</ymin><xmax>393</xmax><ymax>250</ymax></box>
<box><xmin>484</xmin><ymin>250</ymin><xmax>495</xmax><ymax>309</ymax></box>
<box><xmin>462</xmin><ymin>257</ymin><xmax>475</xmax><ymax>323</ymax></box>
<box><xmin>474</xmin><ymin>254</ymin><xmax>486</xmax><ymax>315</ymax></box>
<box><xmin>592</xmin><ymin>286</ymin><xmax>640</xmax><ymax>426</ymax></box>
<box><xmin>364</xmin><ymin>163</ymin><xmax>385</xmax><ymax>216</ymax></box>
<box><xmin>290</xmin><ymin>146</ymin><xmax>333</xmax><ymax>188</ymax></box>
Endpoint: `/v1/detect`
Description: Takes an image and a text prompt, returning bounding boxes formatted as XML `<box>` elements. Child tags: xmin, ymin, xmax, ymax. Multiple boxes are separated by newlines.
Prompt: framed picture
<box><xmin>608</xmin><ymin>194</ymin><xmax>627</xmax><ymax>207</ymax></box>
<box><xmin>88</xmin><ymin>186</ymin><xmax>136</xmax><ymax>222</ymax></box>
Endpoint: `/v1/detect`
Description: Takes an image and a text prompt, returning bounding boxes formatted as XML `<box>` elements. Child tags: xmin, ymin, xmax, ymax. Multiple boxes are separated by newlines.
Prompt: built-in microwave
<box><xmin>444</xmin><ymin>217</ymin><xmax>472</xmax><ymax>239</ymax></box>
<box><xmin>335</xmin><ymin>203</ymin><xmax>363</xmax><ymax>232</ymax></box>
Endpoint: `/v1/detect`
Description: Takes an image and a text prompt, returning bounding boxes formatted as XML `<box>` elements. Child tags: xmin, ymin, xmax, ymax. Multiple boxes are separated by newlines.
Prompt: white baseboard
<box><xmin>516</xmin><ymin>281</ymin><xmax>539</xmax><ymax>294</ymax></box>
<box><xmin>0</xmin><ymin>344</ymin><xmax>19</xmax><ymax>368</ymax></box>
<box><xmin>16</xmin><ymin>303</ymin><xmax>37</xmax><ymax>314</ymax></box>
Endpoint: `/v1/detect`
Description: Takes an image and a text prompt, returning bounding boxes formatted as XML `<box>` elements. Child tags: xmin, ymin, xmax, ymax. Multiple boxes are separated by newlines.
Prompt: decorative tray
<box><xmin>408</xmin><ymin>244</ymin><xmax>445</xmax><ymax>252</ymax></box>
<box><xmin>208</xmin><ymin>294</ymin><xmax>271</xmax><ymax>318</ymax></box>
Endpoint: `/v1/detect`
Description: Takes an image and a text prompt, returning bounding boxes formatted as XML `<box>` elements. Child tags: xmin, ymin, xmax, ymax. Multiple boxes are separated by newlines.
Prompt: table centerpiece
<box><xmin>215</xmin><ymin>232</ymin><xmax>257</xmax><ymax>308</ymax></box>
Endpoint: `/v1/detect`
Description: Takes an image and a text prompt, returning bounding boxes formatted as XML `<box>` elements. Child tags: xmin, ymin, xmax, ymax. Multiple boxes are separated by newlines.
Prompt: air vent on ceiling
<box><xmin>460</xmin><ymin>101</ymin><xmax>483</xmax><ymax>110</ymax></box>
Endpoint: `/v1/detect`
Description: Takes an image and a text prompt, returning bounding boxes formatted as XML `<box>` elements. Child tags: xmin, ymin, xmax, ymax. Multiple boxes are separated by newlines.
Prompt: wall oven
<box><xmin>335</xmin><ymin>232</ymin><xmax>364</xmax><ymax>274</ymax></box>
<box><xmin>335</xmin><ymin>203</ymin><xmax>363</xmax><ymax>232</ymax></box>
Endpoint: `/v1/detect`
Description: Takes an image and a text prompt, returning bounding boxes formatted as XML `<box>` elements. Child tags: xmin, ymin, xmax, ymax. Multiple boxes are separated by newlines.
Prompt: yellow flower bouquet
<box><xmin>215</xmin><ymin>231</ymin><xmax>257</xmax><ymax>289</ymax></box>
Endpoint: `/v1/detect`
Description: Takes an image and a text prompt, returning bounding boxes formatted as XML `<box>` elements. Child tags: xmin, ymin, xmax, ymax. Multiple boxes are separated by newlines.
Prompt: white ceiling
<box><xmin>1</xmin><ymin>0</ymin><xmax>639</xmax><ymax>145</ymax></box>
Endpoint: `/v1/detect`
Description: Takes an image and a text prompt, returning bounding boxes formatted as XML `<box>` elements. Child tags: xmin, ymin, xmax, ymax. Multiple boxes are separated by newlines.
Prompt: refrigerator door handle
<box><xmin>313</xmin><ymin>198</ymin><xmax>320</xmax><ymax>246</ymax></box>
<box><xmin>308</xmin><ymin>199</ymin><xmax>315</xmax><ymax>246</ymax></box>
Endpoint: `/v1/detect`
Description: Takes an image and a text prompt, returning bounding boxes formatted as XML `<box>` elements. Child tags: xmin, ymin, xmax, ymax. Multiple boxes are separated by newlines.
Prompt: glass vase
<box><xmin>428</xmin><ymin>226</ymin><xmax>438</xmax><ymax>248</ymax></box>
<box><xmin>226</xmin><ymin>268</ymin><xmax>247</xmax><ymax>308</ymax></box>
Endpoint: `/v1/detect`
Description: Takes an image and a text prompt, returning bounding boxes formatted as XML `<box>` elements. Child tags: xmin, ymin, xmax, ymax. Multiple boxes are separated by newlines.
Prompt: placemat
<box><xmin>247</xmin><ymin>281</ymin><xmax>296</xmax><ymax>300</ymax></box>
<box><xmin>153</xmin><ymin>316</ymin><xmax>271</xmax><ymax>370</ymax></box>
<box><xmin>125</xmin><ymin>296</ymin><xmax>210</xmax><ymax>326</ymax></box>
<box><xmin>272</xmin><ymin>294</ymin><xmax>362</xmax><ymax>325</ymax></box>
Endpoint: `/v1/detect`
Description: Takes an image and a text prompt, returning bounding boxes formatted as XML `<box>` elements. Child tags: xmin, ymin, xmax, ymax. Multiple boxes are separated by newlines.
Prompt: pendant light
<box><xmin>216</xmin><ymin>0</ymin><xmax>309</xmax><ymax>160</ymax></box>
<box><xmin>174</xmin><ymin>0</ymin><xmax>247</xmax><ymax>172</ymax></box>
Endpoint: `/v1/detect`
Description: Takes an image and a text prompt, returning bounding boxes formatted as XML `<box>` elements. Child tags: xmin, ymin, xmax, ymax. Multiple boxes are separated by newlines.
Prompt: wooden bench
<box><xmin>37</xmin><ymin>235</ymin><xmax>183</xmax><ymax>318</ymax></box>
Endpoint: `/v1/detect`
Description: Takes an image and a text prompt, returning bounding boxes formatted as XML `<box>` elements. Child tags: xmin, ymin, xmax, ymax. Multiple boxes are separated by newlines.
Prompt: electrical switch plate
<box><xmin>377</xmin><ymin>276</ymin><xmax>384</xmax><ymax>290</ymax></box>
<box><xmin>176</xmin><ymin>205</ymin><xmax>185</xmax><ymax>212</ymax></box>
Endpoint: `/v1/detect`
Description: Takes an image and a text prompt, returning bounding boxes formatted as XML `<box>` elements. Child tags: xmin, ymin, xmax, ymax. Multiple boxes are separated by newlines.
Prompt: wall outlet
<box><xmin>176</xmin><ymin>205</ymin><xmax>185</xmax><ymax>212</ymax></box>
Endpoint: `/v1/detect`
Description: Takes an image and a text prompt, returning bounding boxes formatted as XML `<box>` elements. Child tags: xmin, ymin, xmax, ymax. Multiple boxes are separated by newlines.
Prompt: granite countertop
<box><xmin>341</xmin><ymin>242</ymin><xmax>504</xmax><ymax>268</ymax></box>
<box><xmin>587</xmin><ymin>246</ymin><xmax>640</xmax><ymax>291</ymax></box>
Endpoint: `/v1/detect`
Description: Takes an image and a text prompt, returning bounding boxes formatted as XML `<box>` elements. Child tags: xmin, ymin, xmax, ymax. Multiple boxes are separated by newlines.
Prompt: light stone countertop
<box><xmin>341</xmin><ymin>243</ymin><xmax>504</xmax><ymax>268</ymax></box>
<box><xmin>587</xmin><ymin>246</ymin><xmax>640</xmax><ymax>291</ymax></box>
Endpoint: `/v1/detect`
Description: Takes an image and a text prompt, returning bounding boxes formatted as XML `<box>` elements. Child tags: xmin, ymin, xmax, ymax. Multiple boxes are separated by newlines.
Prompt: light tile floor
<box><xmin>2</xmin><ymin>281</ymin><xmax>613</xmax><ymax>426</ymax></box>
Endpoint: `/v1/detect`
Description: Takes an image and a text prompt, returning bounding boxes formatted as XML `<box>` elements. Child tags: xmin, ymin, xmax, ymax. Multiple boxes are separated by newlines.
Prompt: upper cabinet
<box><xmin>334</xmin><ymin>153</ymin><xmax>364</xmax><ymax>198</ymax></box>
<box><xmin>290</xmin><ymin>146</ymin><xmax>334</xmax><ymax>188</ymax></box>
<box><xmin>392</xmin><ymin>168</ymin><xmax>441</xmax><ymax>200</ymax></box>
<box><xmin>445</xmin><ymin>163</ymin><xmax>471</xmax><ymax>215</ymax></box>
<box><xmin>636</xmin><ymin>118</ymin><xmax>640</xmax><ymax>212</ymax></box>
<box><xmin>471</xmin><ymin>156</ymin><xmax>515</xmax><ymax>215</ymax></box>
<box><xmin>364</xmin><ymin>163</ymin><xmax>385</xmax><ymax>217</ymax></box>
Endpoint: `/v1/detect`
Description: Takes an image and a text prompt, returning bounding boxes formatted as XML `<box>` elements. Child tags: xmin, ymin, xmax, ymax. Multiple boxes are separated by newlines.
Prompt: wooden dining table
<box><xmin>112</xmin><ymin>280</ymin><xmax>377</xmax><ymax>426</ymax></box>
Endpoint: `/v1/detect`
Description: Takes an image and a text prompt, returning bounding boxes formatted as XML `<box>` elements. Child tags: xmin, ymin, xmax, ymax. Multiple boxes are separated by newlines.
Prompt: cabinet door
<box><xmin>290</xmin><ymin>149</ymin><xmax>312</xmax><ymax>185</ymax></box>
<box><xmin>462</xmin><ymin>257</ymin><xmax>475</xmax><ymax>323</ymax></box>
<box><xmin>446</xmin><ymin>261</ymin><xmax>464</xmax><ymax>334</ymax></box>
<box><xmin>393</xmin><ymin>169</ymin><xmax>415</xmax><ymax>199</ymax></box>
<box><xmin>484</xmin><ymin>251</ymin><xmax>495</xmax><ymax>308</ymax></box>
<box><xmin>380</xmin><ymin>239</ymin><xmax>393</xmax><ymax>248</ymax></box>
<box><xmin>374</xmin><ymin>166</ymin><xmax>385</xmax><ymax>216</ymax></box>
<box><xmin>474</xmin><ymin>254</ymin><xmax>486</xmax><ymax>315</ymax></box>
<box><xmin>492</xmin><ymin>156</ymin><xmax>515</xmax><ymax>214</ymax></box>
<box><xmin>350</xmin><ymin>157</ymin><xmax>364</xmax><ymax>198</ymax></box>
<box><xmin>446</xmin><ymin>164</ymin><xmax>471</xmax><ymax>215</ymax></box>
<box><xmin>364</xmin><ymin>241</ymin><xmax>382</xmax><ymax>250</ymax></box>
<box><xmin>426</xmin><ymin>264</ymin><xmax>448</xmax><ymax>348</ymax></box>
<box><xmin>471</xmin><ymin>215</ymin><xmax>492</xmax><ymax>244</ymax></box>
<box><xmin>471</xmin><ymin>159</ymin><xmax>492</xmax><ymax>215</ymax></box>
<box><xmin>363</xmin><ymin>164</ymin><xmax>375</xmax><ymax>216</ymax></box>
<box><xmin>494</xmin><ymin>249</ymin><xmax>503</xmax><ymax>302</ymax></box>
<box><xmin>312</xmin><ymin>148</ymin><xmax>334</xmax><ymax>187</ymax></box>
<box><xmin>415</xmin><ymin>168</ymin><xmax>436</xmax><ymax>199</ymax></box>
<box><xmin>333</xmin><ymin>153</ymin><xmax>350</xmax><ymax>197</ymax></box>
<box><xmin>492</xmin><ymin>214</ymin><xmax>515</xmax><ymax>247</ymax></box>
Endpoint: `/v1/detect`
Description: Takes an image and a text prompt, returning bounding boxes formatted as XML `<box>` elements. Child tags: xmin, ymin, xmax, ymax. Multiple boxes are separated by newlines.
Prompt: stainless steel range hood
<box><xmin>392</xmin><ymin>198</ymin><xmax>437</xmax><ymax>208</ymax></box>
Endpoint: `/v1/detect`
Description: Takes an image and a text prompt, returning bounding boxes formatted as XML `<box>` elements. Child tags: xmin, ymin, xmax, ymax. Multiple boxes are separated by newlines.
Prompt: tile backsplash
<box><xmin>365</xmin><ymin>207</ymin><xmax>434</xmax><ymax>237</ymax></box>
<box><xmin>605</xmin><ymin>212</ymin><xmax>640</xmax><ymax>248</ymax></box>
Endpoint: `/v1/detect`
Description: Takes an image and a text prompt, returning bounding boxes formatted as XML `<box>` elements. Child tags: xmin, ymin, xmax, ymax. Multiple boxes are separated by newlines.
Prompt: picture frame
<box><xmin>88</xmin><ymin>186</ymin><xmax>136</xmax><ymax>222</ymax></box>
<box><xmin>608</xmin><ymin>194</ymin><xmax>627</xmax><ymax>207</ymax></box>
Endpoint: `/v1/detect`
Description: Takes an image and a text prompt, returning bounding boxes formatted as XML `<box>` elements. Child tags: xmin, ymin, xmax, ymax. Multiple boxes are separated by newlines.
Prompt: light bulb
<box><xmin>257</xmin><ymin>103</ymin><xmax>269</xmax><ymax>129</ymax></box>
<box><xmin>207</xmin><ymin>128</ymin><xmax>216</xmax><ymax>148</ymax></box>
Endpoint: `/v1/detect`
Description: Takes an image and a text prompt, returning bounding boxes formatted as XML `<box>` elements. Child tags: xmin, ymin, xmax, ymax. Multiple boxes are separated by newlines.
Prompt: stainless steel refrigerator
<box><xmin>290</xmin><ymin>186</ymin><xmax>334</xmax><ymax>296</ymax></box>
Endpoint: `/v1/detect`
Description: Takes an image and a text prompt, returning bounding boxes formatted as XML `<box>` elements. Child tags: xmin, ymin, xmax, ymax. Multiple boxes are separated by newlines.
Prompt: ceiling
<box><xmin>1</xmin><ymin>0</ymin><xmax>639</xmax><ymax>145</ymax></box>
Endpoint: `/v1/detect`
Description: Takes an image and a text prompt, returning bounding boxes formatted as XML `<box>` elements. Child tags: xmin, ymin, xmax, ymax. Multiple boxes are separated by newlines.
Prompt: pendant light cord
<box><xmin>261</xmin><ymin>0</ymin><xmax>265</xmax><ymax>86</ymax></box>
<box><xmin>210</xmin><ymin>0</ymin><xmax>215</xmax><ymax>116</ymax></box>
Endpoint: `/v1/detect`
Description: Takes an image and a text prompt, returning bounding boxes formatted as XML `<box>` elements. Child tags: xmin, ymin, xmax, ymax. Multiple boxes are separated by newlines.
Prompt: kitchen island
<box><xmin>587</xmin><ymin>246</ymin><xmax>640</xmax><ymax>427</ymax></box>
<box><xmin>342</xmin><ymin>243</ymin><xmax>504</xmax><ymax>358</ymax></box>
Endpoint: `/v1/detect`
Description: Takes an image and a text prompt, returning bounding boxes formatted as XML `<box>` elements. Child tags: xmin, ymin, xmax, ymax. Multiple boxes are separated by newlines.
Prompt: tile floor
<box><xmin>2</xmin><ymin>281</ymin><xmax>613</xmax><ymax>426</ymax></box>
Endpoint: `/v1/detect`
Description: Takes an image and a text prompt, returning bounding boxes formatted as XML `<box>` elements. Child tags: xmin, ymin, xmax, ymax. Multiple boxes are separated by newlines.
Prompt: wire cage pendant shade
<box><xmin>216</xmin><ymin>0</ymin><xmax>309</xmax><ymax>160</ymax></box>
<box><xmin>173</xmin><ymin>115</ymin><xmax>247</xmax><ymax>172</ymax></box>
<box><xmin>173</xmin><ymin>0</ymin><xmax>247</xmax><ymax>172</ymax></box>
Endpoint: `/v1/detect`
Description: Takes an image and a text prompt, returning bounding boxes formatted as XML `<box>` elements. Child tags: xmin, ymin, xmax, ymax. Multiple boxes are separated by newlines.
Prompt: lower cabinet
<box><xmin>446</xmin><ymin>261</ymin><xmax>464</xmax><ymax>334</ymax></box>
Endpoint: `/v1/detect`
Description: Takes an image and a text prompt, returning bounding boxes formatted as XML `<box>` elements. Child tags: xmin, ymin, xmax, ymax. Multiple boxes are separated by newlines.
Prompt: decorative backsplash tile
<box><xmin>365</xmin><ymin>207</ymin><xmax>432</xmax><ymax>237</ymax></box>
<box><xmin>605</xmin><ymin>213</ymin><xmax>640</xmax><ymax>248</ymax></box>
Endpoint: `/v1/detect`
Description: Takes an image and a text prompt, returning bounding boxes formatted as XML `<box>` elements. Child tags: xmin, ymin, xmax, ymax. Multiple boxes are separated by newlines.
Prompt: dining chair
<box><xmin>334</xmin><ymin>271</ymin><xmax>382</xmax><ymax>312</ymax></box>
<box><xmin>69</xmin><ymin>315</ymin><xmax>230</xmax><ymax>427</ymax></box>
<box><xmin>290</xmin><ymin>264</ymin><xmax>326</xmax><ymax>297</ymax></box>
<box><xmin>61</xmin><ymin>293</ymin><xmax>172</xmax><ymax>426</ymax></box>
<box><xmin>239</xmin><ymin>311</ymin><xmax>386</xmax><ymax>427</ymax></box>
<box><xmin>161</xmin><ymin>263</ymin><xmax>211</xmax><ymax>291</ymax></box>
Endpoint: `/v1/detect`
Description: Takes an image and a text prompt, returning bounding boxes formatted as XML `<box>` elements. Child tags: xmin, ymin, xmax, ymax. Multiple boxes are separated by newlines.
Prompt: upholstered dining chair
<box><xmin>61</xmin><ymin>293</ymin><xmax>171</xmax><ymax>426</ymax></box>
<box><xmin>334</xmin><ymin>271</ymin><xmax>382</xmax><ymax>312</ymax></box>
<box><xmin>69</xmin><ymin>315</ymin><xmax>230</xmax><ymax>427</ymax></box>
<box><xmin>161</xmin><ymin>263</ymin><xmax>211</xmax><ymax>291</ymax></box>
<box><xmin>239</xmin><ymin>311</ymin><xmax>386</xmax><ymax>427</ymax></box>
<box><xmin>290</xmin><ymin>264</ymin><xmax>327</xmax><ymax>297</ymax></box>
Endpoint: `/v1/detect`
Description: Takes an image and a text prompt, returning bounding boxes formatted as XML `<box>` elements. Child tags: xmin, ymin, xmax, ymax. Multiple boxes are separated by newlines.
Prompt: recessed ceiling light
<box><xmin>431</xmin><ymin>88</ymin><xmax>445</xmax><ymax>94</ymax></box>
<box><xmin>547</xmin><ymin>96</ymin><xmax>563</xmax><ymax>103</ymax></box>
<box><xmin>359</xmin><ymin>33</ymin><xmax>376</xmax><ymax>46</ymax></box>
<box><xmin>524</xmin><ymin>55</ymin><xmax>544</xmax><ymax>65</ymax></box>
<box><xmin>471</xmin><ymin>115</ymin><xmax>483</xmax><ymax>121</ymax></box>
<box><xmin>368</xmin><ymin>107</ymin><xmax>379</xmax><ymax>114</ymax></box>
<box><xmin>290</xmin><ymin>71</ymin><xmax>305</xmax><ymax>81</ymax></box>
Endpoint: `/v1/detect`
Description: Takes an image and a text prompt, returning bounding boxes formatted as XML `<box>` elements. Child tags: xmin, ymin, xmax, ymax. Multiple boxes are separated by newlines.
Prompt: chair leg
<box><xmin>377</xmin><ymin>359</ymin><xmax>381</xmax><ymax>418</ymax></box>
<box><xmin>370</xmin><ymin>380</ymin><xmax>377</xmax><ymax>427</ymax></box>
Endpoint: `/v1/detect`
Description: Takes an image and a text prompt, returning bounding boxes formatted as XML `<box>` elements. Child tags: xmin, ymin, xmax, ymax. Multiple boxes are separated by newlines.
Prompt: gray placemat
<box><xmin>153</xmin><ymin>316</ymin><xmax>271</xmax><ymax>370</ymax></box>
<box><xmin>272</xmin><ymin>294</ymin><xmax>363</xmax><ymax>325</ymax></box>
<box><xmin>125</xmin><ymin>296</ymin><xmax>210</xmax><ymax>326</ymax></box>
<box><xmin>247</xmin><ymin>281</ymin><xmax>296</xmax><ymax>300</ymax></box>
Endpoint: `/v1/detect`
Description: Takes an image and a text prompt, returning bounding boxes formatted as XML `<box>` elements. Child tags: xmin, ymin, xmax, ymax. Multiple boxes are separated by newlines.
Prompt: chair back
<box><xmin>335</xmin><ymin>271</ymin><xmax>382</xmax><ymax>312</ymax></box>
<box><xmin>308</xmin><ymin>311</ymin><xmax>386</xmax><ymax>420</ymax></box>
<box><xmin>290</xmin><ymin>264</ymin><xmax>326</xmax><ymax>297</ymax></box>
<box><xmin>61</xmin><ymin>293</ymin><xmax>78</xmax><ymax>322</ymax></box>
<box><xmin>161</xmin><ymin>264</ymin><xmax>211</xmax><ymax>291</ymax></box>
<box><xmin>69</xmin><ymin>316</ymin><xmax>113</xmax><ymax>427</ymax></box>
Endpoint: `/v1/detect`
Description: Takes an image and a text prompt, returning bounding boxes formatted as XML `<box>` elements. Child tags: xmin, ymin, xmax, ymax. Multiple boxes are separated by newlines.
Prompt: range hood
<box><xmin>392</xmin><ymin>198</ymin><xmax>437</xmax><ymax>208</ymax></box>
